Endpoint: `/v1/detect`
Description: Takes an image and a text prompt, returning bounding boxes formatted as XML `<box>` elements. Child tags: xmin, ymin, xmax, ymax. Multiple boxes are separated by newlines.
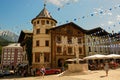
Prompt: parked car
<box><xmin>36</xmin><ymin>68</ymin><xmax>61</xmax><ymax>76</ymax></box>
<box><xmin>44</xmin><ymin>68</ymin><xmax>61</xmax><ymax>75</ymax></box>
<box><xmin>3</xmin><ymin>70</ymin><xmax>11</xmax><ymax>76</ymax></box>
<box><xmin>0</xmin><ymin>70</ymin><xmax>4</xmax><ymax>77</ymax></box>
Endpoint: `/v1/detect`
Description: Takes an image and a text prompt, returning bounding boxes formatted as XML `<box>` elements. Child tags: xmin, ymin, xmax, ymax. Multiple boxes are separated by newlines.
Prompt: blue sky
<box><xmin>0</xmin><ymin>0</ymin><xmax>120</xmax><ymax>35</ymax></box>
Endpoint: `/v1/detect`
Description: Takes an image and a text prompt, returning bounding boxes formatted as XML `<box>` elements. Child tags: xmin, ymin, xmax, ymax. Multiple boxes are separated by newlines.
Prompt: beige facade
<box><xmin>85</xmin><ymin>35</ymin><xmax>109</xmax><ymax>56</ymax></box>
<box><xmin>85</xmin><ymin>28</ymin><xmax>109</xmax><ymax>56</ymax></box>
<box><xmin>18</xmin><ymin>5</ymin><xmax>120</xmax><ymax>69</ymax></box>
<box><xmin>31</xmin><ymin>5</ymin><xmax>86</xmax><ymax>68</ymax></box>
<box><xmin>31</xmin><ymin>6</ymin><xmax>57</xmax><ymax>68</ymax></box>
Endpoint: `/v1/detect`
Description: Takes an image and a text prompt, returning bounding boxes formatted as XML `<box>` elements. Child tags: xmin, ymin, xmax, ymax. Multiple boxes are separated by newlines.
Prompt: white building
<box><xmin>1</xmin><ymin>43</ymin><xmax>23</xmax><ymax>69</ymax></box>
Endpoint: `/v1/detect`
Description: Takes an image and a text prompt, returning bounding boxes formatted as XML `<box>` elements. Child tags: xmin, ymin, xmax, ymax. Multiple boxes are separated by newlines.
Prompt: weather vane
<box><xmin>44</xmin><ymin>0</ymin><xmax>47</xmax><ymax>7</ymax></box>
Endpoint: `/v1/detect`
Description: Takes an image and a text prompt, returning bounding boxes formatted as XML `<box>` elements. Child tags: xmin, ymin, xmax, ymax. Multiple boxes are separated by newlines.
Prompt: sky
<box><xmin>0</xmin><ymin>0</ymin><xmax>120</xmax><ymax>35</ymax></box>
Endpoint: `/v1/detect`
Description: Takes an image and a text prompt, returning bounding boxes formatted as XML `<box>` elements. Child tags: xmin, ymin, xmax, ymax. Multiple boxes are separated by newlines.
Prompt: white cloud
<box><xmin>108</xmin><ymin>21</ymin><xmax>114</xmax><ymax>25</ymax></box>
<box><xmin>107</xmin><ymin>13</ymin><xmax>112</xmax><ymax>16</ymax></box>
<box><xmin>116</xmin><ymin>15</ymin><xmax>120</xmax><ymax>21</ymax></box>
<box><xmin>46</xmin><ymin>0</ymin><xmax>79</xmax><ymax>7</ymax></box>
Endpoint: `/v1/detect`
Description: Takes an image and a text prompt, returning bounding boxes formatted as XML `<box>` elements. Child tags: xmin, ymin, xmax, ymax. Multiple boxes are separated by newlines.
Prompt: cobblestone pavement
<box><xmin>0</xmin><ymin>68</ymin><xmax>120</xmax><ymax>80</ymax></box>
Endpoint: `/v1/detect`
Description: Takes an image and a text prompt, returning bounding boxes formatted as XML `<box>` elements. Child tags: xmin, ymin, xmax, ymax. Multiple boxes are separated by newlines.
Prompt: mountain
<box><xmin>0</xmin><ymin>30</ymin><xmax>19</xmax><ymax>42</ymax></box>
<box><xmin>0</xmin><ymin>36</ymin><xmax>12</xmax><ymax>46</ymax></box>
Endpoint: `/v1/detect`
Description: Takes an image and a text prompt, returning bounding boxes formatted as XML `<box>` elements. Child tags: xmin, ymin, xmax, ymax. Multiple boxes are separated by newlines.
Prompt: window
<box><xmin>46</xmin><ymin>20</ymin><xmax>49</xmax><ymax>24</ymax></box>
<box><xmin>67</xmin><ymin>37</ymin><xmax>72</xmax><ymax>44</ymax></box>
<box><xmin>35</xmin><ymin>53</ymin><xmax>40</xmax><ymax>62</ymax></box>
<box><xmin>68</xmin><ymin>47</ymin><xmax>72</xmax><ymax>54</ymax></box>
<box><xmin>78</xmin><ymin>37</ymin><xmax>82</xmax><ymax>44</ymax></box>
<box><xmin>93</xmin><ymin>38</ymin><xmax>95</xmax><ymax>42</ymax></box>
<box><xmin>34</xmin><ymin>22</ymin><xmax>36</xmax><ymax>26</ymax></box>
<box><xmin>45</xmin><ymin>40</ymin><xmax>49</xmax><ymax>46</ymax></box>
<box><xmin>51</xmin><ymin>21</ymin><xmax>53</xmax><ymax>26</ymax></box>
<box><xmin>57</xmin><ymin>46</ymin><xmax>62</xmax><ymax>53</ymax></box>
<box><xmin>88</xmin><ymin>38</ymin><xmax>90</xmax><ymax>43</ymax></box>
<box><xmin>44</xmin><ymin>53</ymin><xmax>49</xmax><ymax>62</ymax></box>
<box><xmin>88</xmin><ymin>47</ymin><xmax>91</xmax><ymax>52</ymax></box>
<box><xmin>67</xmin><ymin>30</ymin><xmax>73</xmax><ymax>34</ymax></box>
<box><xmin>105</xmin><ymin>47</ymin><xmax>107</xmax><ymax>52</ymax></box>
<box><xmin>94</xmin><ymin>47</ymin><xmax>97</xmax><ymax>52</ymax></box>
<box><xmin>36</xmin><ymin>29</ymin><xmax>40</xmax><ymax>34</ymax></box>
<box><xmin>100</xmin><ymin>47</ymin><xmax>102</xmax><ymax>52</ymax></box>
<box><xmin>41</xmin><ymin>20</ymin><xmax>45</xmax><ymax>25</ymax></box>
<box><xmin>36</xmin><ymin>40</ymin><xmax>39</xmax><ymax>47</ymax></box>
<box><xmin>45</xmin><ymin>29</ymin><xmax>49</xmax><ymax>34</ymax></box>
<box><xmin>79</xmin><ymin>47</ymin><xmax>82</xmax><ymax>54</ymax></box>
<box><xmin>56</xmin><ymin>36</ymin><xmax>61</xmax><ymax>43</ymax></box>
<box><xmin>37</xmin><ymin>20</ymin><xmax>39</xmax><ymax>24</ymax></box>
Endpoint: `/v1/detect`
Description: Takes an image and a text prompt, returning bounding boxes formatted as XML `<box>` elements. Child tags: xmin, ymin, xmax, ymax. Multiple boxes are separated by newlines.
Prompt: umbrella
<box><xmin>106</xmin><ymin>54</ymin><xmax>120</xmax><ymax>59</ymax></box>
<box><xmin>65</xmin><ymin>58</ymin><xmax>83</xmax><ymax>62</ymax></box>
<box><xmin>84</xmin><ymin>54</ymin><xmax>106</xmax><ymax>60</ymax></box>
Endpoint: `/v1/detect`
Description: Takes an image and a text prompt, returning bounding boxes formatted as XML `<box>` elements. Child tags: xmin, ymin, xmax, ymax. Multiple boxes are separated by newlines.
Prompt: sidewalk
<box><xmin>1</xmin><ymin>68</ymin><xmax>120</xmax><ymax>80</ymax></box>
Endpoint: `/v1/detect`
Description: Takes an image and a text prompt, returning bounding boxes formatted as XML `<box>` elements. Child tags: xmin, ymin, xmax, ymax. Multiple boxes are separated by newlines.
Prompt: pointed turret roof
<box><xmin>36</xmin><ymin>4</ymin><xmax>52</xmax><ymax>18</ymax></box>
<box><xmin>31</xmin><ymin>4</ymin><xmax>57</xmax><ymax>23</ymax></box>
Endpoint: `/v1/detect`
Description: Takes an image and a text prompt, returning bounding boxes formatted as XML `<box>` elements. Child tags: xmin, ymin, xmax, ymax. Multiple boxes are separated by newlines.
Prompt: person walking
<box><xmin>40</xmin><ymin>66</ymin><xmax>46</xmax><ymax>78</ymax></box>
<box><xmin>104</xmin><ymin>61</ymin><xmax>109</xmax><ymax>76</ymax></box>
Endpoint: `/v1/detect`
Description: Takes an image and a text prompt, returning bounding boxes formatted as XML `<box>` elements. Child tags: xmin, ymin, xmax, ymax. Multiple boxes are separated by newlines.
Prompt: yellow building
<box><xmin>31</xmin><ymin>5</ymin><xmax>86</xmax><ymax>68</ymax></box>
<box><xmin>18</xmin><ymin>4</ymin><xmax>120</xmax><ymax>69</ymax></box>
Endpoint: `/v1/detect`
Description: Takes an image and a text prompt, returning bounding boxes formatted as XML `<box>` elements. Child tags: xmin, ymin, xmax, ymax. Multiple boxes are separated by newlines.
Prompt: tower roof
<box><xmin>31</xmin><ymin>4</ymin><xmax>57</xmax><ymax>23</ymax></box>
<box><xmin>36</xmin><ymin>4</ymin><xmax>52</xmax><ymax>18</ymax></box>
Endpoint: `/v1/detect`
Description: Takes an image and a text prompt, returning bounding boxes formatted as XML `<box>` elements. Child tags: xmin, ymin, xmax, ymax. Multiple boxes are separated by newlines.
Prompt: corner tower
<box><xmin>31</xmin><ymin>4</ymin><xmax>57</xmax><ymax>68</ymax></box>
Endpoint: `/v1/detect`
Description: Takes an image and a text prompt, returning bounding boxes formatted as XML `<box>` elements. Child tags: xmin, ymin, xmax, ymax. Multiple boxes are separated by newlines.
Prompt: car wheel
<box><xmin>55</xmin><ymin>71</ymin><xmax>59</xmax><ymax>74</ymax></box>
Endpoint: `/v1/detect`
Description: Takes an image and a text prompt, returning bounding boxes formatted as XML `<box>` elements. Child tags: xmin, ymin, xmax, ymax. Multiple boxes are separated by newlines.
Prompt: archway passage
<box><xmin>58</xmin><ymin>58</ymin><xmax>64</xmax><ymax>67</ymax></box>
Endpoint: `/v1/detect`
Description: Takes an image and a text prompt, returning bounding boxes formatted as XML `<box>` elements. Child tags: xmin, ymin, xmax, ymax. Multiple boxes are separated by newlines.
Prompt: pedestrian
<box><xmin>33</xmin><ymin>68</ymin><xmax>36</xmax><ymax>76</ymax></box>
<box><xmin>104</xmin><ymin>61</ymin><xmax>109</xmax><ymax>76</ymax></box>
<box><xmin>40</xmin><ymin>66</ymin><xmax>46</xmax><ymax>78</ymax></box>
